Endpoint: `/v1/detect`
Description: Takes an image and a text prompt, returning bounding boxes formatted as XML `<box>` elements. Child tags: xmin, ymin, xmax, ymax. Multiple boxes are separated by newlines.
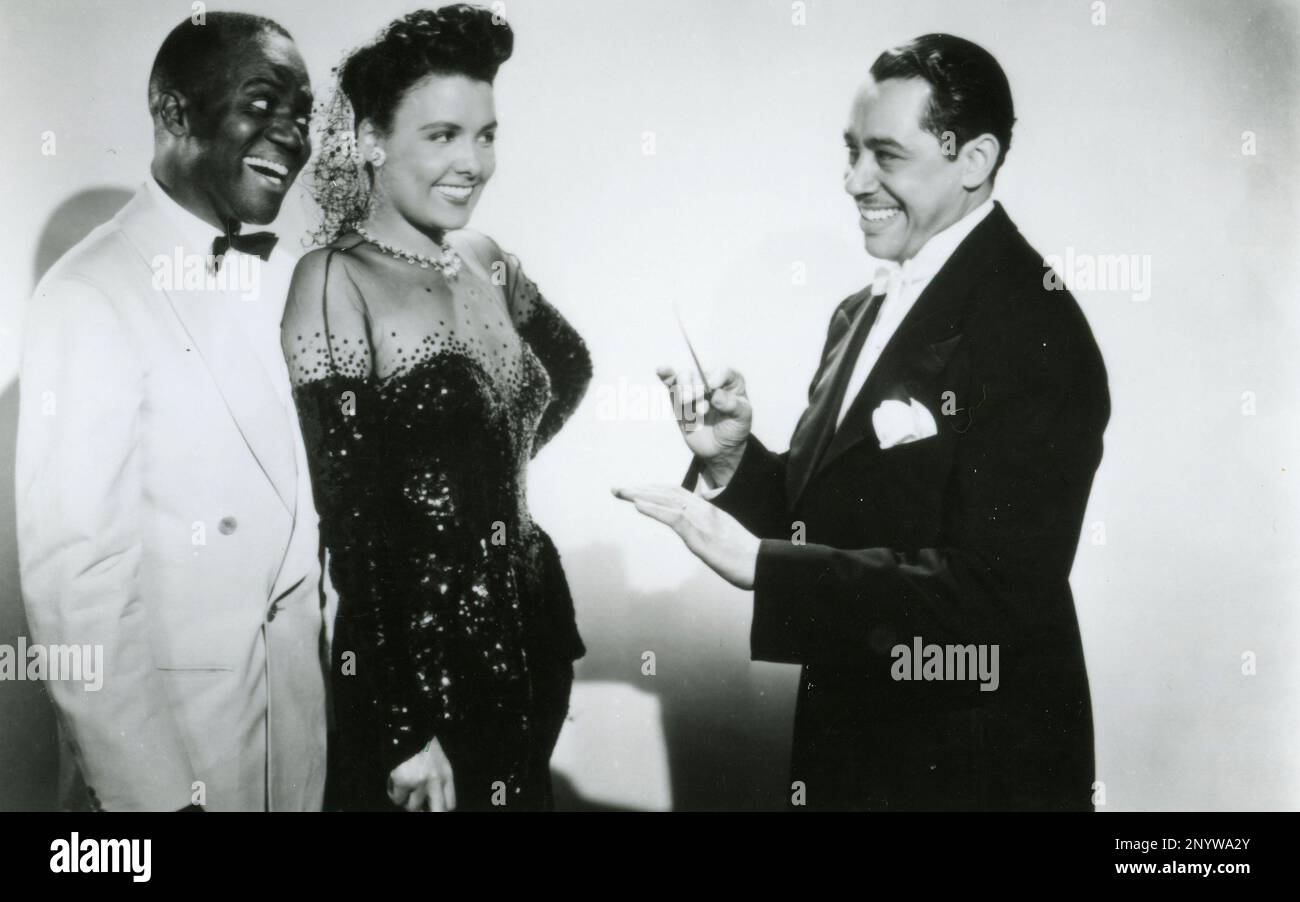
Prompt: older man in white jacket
<box><xmin>15</xmin><ymin>13</ymin><xmax>331</xmax><ymax>811</ymax></box>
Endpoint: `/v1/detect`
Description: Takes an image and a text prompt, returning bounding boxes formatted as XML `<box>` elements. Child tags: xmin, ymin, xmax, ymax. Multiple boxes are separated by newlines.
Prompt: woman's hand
<box><xmin>387</xmin><ymin>737</ymin><xmax>457</xmax><ymax>812</ymax></box>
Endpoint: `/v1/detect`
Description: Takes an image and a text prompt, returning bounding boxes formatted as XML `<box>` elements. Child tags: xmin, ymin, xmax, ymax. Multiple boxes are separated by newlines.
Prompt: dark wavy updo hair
<box><xmin>342</xmin><ymin>4</ymin><xmax>512</xmax><ymax>133</ymax></box>
<box><xmin>309</xmin><ymin>4</ymin><xmax>513</xmax><ymax>244</ymax></box>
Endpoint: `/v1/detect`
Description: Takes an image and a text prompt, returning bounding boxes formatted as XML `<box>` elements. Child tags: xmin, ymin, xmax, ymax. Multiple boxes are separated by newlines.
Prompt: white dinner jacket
<box><xmin>16</xmin><ymin>184</ymin><xmax>328</xmax><ymax>811</ymax></box>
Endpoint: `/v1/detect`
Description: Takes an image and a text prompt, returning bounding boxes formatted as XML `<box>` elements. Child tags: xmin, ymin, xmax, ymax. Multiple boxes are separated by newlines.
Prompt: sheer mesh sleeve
<box><xmin>501</xmin><ymin>252</ymin><xmax>592</xmax><ymax>454</ymax></box>
<box><xmin>282</xmin><ymin>247</ymin><xmax>454</xmax><ymax>769</ymax></box>
<box><xmin>282</xmin><ymin>247</ymin><xmax>377</xmax><ymax>551</ymax></box>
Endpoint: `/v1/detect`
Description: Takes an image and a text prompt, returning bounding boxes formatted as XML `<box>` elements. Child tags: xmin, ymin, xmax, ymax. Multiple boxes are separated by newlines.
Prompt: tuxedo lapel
<box><xmin>814</xmin><ymin>204</ymin><xmax>1015</xmax><ymax>479</ymax></box>
<box><xmin>785</xmin><ymin>287</ymin><xmax>878</xmax><ymax>508</ymax></box>
<box><xmin>116</xmin><ymin>188</ymin><xmax>298</xmax><ymax>515</ymax></box>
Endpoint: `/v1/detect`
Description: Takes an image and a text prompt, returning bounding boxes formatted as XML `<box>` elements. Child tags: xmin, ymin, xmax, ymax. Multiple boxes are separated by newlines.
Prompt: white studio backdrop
<box><xmin>1</xmin><ymin>0</ymin><xmax>1297</xmax><ymax>810</ymax></box>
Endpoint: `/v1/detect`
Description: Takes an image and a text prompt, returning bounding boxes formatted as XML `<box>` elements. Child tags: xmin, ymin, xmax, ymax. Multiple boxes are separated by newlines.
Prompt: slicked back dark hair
<box><xmin>870</xmin><ymin>33</ymin><xmax>1015</xmax><ymax>178</ymax></box>
<box><xmin>148</xmin><ymin>12</ymin><xmax>292</xmax><ymax>122</ymax></box>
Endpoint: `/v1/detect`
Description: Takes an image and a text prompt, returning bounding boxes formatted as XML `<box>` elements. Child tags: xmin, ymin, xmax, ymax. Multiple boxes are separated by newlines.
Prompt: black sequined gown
<box><xmin>282</xmin><ymin>233</ymin><xmax>590</xmax><ymax>811</ymax></box>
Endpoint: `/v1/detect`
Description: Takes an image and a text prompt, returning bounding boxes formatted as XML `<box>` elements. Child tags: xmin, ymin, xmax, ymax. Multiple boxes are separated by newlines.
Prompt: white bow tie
<box><xmin>870</xmin><ymin>258</ymin><xmax>929</xmax><ymax>298</ymax></box>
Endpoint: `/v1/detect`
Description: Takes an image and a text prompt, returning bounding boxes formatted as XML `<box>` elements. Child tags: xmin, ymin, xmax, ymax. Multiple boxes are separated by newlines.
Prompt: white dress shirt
<box><xmin>836</xmin><ymin>198</ymin><xmax>995</xmax><ymax>427</ymax></box>
<box><xmin>695</xmin><ymin>198</ymin><xmax>995</xmax><ymax>499</ymax></box>
<box><xmin>144</xmin><ymin>177</ymin><xmax>297</xmax><ymax>414</ymax></box>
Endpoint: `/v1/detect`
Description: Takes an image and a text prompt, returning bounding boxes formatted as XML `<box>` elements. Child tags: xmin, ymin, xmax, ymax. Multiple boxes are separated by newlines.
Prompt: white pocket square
<box><xmin>872</xmin><ymin>398</ymin><xmax>938</xmax><ymax>450</ymax></box>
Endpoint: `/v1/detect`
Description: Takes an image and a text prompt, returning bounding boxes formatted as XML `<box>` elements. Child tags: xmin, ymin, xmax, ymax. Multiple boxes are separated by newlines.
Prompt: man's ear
<box><xmin>958</xmin><ymin>133</ymin><xmax>1001</xmax><ymax>189</ymax></box>
<box><xmin>155</xmin><ymin>90</ymin><xmax>192</xmax><ymax>139</ymax></box>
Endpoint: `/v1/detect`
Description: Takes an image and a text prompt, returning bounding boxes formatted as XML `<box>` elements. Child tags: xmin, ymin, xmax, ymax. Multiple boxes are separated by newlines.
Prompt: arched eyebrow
<box><xmin>417</xmin><ymin>120</ymin><xmax>498</xmax><ymax>133</ymax></box>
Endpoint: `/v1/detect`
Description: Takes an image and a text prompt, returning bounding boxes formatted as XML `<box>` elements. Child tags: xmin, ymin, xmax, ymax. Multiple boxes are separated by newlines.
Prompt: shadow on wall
<box><xmin>559</xmin><ymin>542</ymin><xmax>799</xmax><ymax>811</ymax></box>
<box><xmin>0</xmin><ymin>187</ymin><xmax>133</xmax><ymax>811</ymax></box>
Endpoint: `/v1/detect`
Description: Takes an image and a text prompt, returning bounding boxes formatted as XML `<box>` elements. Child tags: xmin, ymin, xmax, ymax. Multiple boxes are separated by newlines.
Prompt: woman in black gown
<box><xmin>282</xmin><ymin>5</ymin><xmax>589</xmax><ymax>811</ymax></box>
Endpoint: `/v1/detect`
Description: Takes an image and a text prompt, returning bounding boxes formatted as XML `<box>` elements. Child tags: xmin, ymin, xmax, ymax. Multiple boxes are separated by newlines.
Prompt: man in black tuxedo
<box><xmin>615</xmin><ymin>34</ymin><xmax>1109</xmax><ymax>810</ymax></box>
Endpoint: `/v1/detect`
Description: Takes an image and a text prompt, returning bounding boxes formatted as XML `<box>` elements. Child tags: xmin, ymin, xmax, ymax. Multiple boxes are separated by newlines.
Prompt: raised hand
<box><xmin>656</xmin><ymin>365</ymin><xmax>752</xmax><ymax>489</ymax></box>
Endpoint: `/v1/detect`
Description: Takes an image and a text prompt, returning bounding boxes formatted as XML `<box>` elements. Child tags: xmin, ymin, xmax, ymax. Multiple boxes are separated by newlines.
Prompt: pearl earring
<box><xmin>370</xmin><ymin>147</ymin><xmax>386</xmax><ymax>167</ymax></box>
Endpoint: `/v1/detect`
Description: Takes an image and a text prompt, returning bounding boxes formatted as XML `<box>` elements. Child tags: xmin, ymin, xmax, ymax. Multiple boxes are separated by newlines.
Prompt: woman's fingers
<box><xmin>403</xmin><ymin>783</ymin><xmax>427</xmax><ymax>813</ymax></box>
<box><xmin>428</xmin><ymin>740</ymin><xmax>456</xmax><ymax>811</ymax></box>
<box><xmin>432</xmin><ymin>754</ymin><xmax>457</xmax><ymax>812</ymax></box>
<box><xmin>386</xmin><ymin>775</ymin><xmax>406</xmax><ymax>807</ymax></box>
<box><xmin>425</xmin><ymin>778</ymin><xmax>446</xmax><ymax>812</ymax></box>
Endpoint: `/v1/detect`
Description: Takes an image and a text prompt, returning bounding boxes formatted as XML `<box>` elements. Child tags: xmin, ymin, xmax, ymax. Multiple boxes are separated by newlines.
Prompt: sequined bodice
<box><xmin>282</xmin><ymin>233</ymin><xmax>590</xmax><ymax>803</ymax></box>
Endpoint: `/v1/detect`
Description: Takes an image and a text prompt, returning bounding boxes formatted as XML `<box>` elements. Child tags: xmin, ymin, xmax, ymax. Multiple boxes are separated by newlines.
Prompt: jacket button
<box><xmin>218</xmin><ymin>516</ymin><xmax>238</xmax><ymax>535</ymax></box>
<box><xmin>267</xmin><ymin>603</ymin><xmax>278</xmax><ymax>623</ymax></box>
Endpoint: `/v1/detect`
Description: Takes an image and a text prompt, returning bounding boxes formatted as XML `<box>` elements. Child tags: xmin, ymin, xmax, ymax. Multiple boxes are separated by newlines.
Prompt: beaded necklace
<box><xmin>355</xmin><ymin>225</ymin><xmax>463</xmax><ymax>280</ymax></box>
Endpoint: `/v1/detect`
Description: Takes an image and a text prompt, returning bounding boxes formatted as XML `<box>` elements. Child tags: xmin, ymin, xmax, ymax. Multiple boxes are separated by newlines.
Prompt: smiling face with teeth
<box><xmin>362</xmin><ymin>74</ymin><xmax>497</xmax><ymax>244</ymax></box>
<box><xmin>843</xmin><ymin>76</ymin><xmax>996</xmax><ymax>263</ymax></box>
<box><xmin>168</xmin><ymin>31</ymin><xmax>312</xmax><ymax>228</ymax></box>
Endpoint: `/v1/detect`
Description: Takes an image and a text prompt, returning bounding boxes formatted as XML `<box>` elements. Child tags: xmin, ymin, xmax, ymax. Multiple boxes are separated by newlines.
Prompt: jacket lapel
<box><xmin>810</xmin><ymin>204</ymin><xmax>1014</xmax><ymax>485</ymax></box>
<box><xmin>116</xmin><ymin>187</ymin><xmax>298</xmax><ymax>514</ymax></box>
<box><xmin>785</xmin><ymin>287</ymin><xmax>876</xmax><ymax>508</ymax></box>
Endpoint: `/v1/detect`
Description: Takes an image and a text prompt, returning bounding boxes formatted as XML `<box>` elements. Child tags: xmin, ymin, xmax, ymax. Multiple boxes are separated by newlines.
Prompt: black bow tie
<box><xmin>211</xmin><ymin>226</ymin><xmax>278</xmax><ymax>270</ymax></box>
